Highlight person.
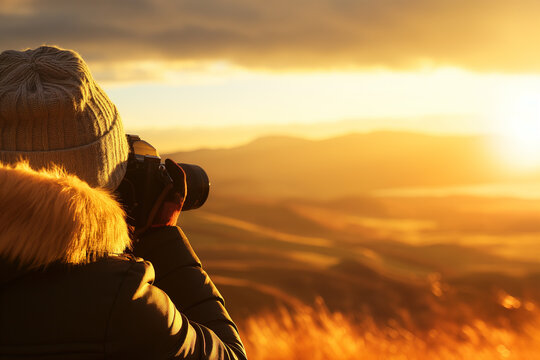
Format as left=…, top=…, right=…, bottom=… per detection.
left=0, top=46, right=247, bottom=359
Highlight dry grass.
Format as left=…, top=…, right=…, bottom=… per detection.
left=240, top=299, right=540, bottom=360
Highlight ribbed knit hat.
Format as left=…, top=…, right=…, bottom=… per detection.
left=0, top=46, right=128, bottom=190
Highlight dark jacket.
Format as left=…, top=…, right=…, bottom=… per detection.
left=0, top=165, right=247, bottom=359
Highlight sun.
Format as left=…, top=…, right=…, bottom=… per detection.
left=491, top=93, right=540, bottom=172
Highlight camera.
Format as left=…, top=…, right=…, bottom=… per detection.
left=116, top=134, right=210, bottom=229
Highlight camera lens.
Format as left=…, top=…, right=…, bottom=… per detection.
left=178, top=163, right=210, bottom=211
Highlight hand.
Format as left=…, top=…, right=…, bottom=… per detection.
left=135, top=159, right=186, bottom=236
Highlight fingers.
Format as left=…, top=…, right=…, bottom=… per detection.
left=164, top=159, right=187, bottom=199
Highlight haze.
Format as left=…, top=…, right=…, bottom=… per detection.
left=3, top=0, right=540, bottom=163
left=4, top=1, right=540, bottom=358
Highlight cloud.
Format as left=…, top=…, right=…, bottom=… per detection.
left=1, top=0, right=539, bottom=75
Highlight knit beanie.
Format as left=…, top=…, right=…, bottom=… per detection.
left=0, top=46, right=129, bottom=190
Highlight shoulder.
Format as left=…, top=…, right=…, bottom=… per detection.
left=54, top=254, right=155, bottom=293
left=109, top=254, right=156, bottom=287
left=0, top=255, right=159, bottom=352
left=105, top=255, right=187, bottom=357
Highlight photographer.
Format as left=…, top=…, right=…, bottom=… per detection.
left=0, top=46, right=247, bottom=360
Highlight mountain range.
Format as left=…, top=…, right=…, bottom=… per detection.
left=166, top=131, right=534, bottom=199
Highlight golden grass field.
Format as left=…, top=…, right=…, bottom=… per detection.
left=177, top=194, right=540, bottom=359
left=241, top=300, right=540, bottom=360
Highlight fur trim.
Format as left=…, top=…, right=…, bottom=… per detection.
left=0, top=162, right=131, bottom=268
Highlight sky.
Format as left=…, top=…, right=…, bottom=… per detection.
left=2, top=0, right=540, bottom=154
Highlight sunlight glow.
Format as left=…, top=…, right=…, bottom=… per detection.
left=492, top=93, right=540, bottom=172
left=105, top=66, right=494, bottom=130
left=100, top=61, right=540, bottom=153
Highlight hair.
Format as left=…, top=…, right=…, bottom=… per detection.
left=0, top=162, right=131, bottom=268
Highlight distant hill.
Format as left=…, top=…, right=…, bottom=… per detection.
left=166, top=131, right=537, bottom=199
left=129, top=115, right=479, bottom=152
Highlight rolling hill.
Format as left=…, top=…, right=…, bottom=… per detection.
left=164, top=131, right=540, bottom=357
left=166, top=131, right=533, bottom=199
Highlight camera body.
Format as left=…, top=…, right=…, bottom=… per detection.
left=116, top=134, right=210, bottom=229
